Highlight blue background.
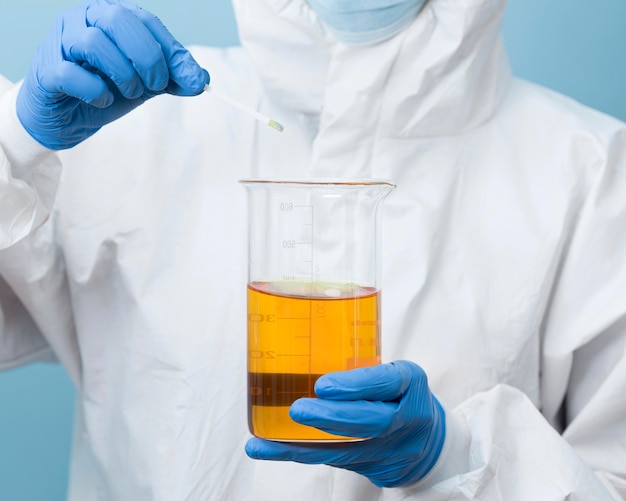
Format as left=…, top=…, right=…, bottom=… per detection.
left=0, top=1, right=625, bottom=499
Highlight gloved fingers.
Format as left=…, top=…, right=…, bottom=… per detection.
left=314, top=361, right=418, bottom=401
left=40, top=60, right=114, bottom=108
left=86, top=82, right=152, bottom=124
left=116, top=1, right=209, bottom=95
left=84, top=2, right=169, bottom=92
left=290, top=398, right=397, bottom=438
left=162, top=60, right=210, bottom=97
left=245, top=437, right=369, bottom=465
left=63, top=26, right=145, bottom=100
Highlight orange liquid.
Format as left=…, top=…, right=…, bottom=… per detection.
left=247, top=281, right=380, bottom=441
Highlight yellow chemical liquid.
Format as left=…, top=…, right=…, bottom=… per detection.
left=247, top=281, right=380, bottom=442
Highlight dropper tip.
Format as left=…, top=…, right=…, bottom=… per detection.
left=267, top=119, right=285, bottom=133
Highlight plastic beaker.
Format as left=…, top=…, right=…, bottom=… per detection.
left=241, top=179, right=395, bottom=442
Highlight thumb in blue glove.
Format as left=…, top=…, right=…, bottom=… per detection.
left=245, top=360, right=446, bottom=488
left=17, top=0, right=210, bottom=150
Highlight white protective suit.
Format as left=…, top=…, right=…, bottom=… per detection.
left=1, top=0, right=625, bottom=499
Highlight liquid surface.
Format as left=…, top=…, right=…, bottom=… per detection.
left=247, top=281, right=380, bottom=441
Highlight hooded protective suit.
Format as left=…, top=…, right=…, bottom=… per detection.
left=1, top=0, right=625, bottom=499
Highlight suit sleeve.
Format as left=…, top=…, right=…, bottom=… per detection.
left=0, top=76, right=79, bottom=381
left=394, top=127, right=626, bottom=500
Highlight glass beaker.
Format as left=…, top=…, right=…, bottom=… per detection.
left=241, top=179, right=395, bottom=442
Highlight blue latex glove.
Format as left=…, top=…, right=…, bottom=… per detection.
left=246, top=360, right=446, bottom=488
left=17, top=0, right=209, bottom=150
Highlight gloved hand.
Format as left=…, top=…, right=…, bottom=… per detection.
left=246, top=360, right=446, bottom=488
left=17, top=0, right=209, bottom=150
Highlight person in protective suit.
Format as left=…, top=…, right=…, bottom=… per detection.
left=1, top=0, right=625, bottom=499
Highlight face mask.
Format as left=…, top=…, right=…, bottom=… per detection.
left=306, top=0, right=427, bottom=45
